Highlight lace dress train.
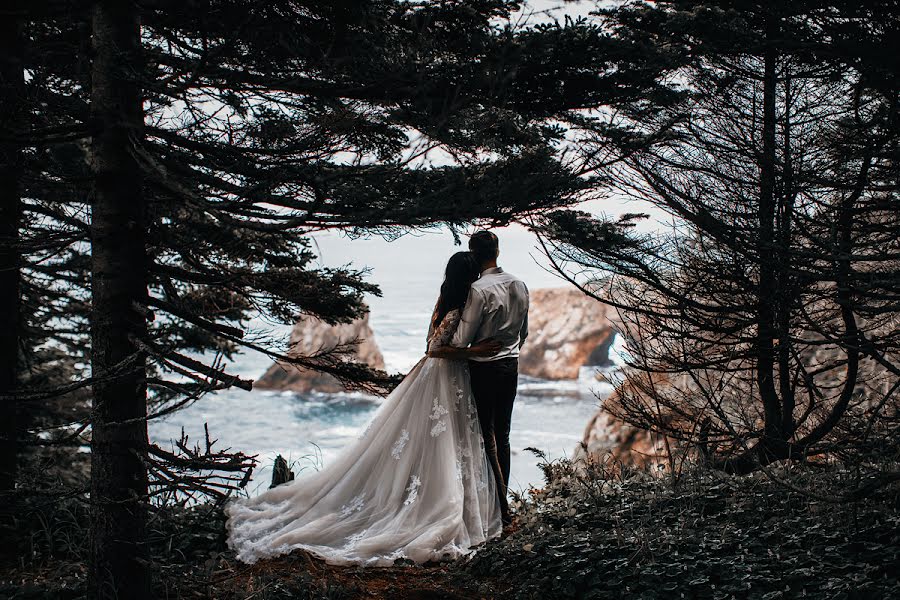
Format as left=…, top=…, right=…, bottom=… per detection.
left=225, top=309, right=502, bottom=565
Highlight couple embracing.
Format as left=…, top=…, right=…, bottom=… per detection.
left=226, top=230, right=529, bottom=566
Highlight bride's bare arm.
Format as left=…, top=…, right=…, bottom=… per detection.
left=427, top=338, right=502, bottom=360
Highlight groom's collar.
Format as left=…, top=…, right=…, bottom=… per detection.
left=481, top=267, right=503, bottom=275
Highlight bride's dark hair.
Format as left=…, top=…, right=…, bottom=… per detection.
left=433, top=251, right=481, bottom=328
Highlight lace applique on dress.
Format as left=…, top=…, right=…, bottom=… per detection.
left=430, top=420, right=447, bottom=437
left=450, top=375, right=464, bottom=408
left=467, top=397, right=480, bottom=435
left=403, top=475, right=421, bottom=505
left=429, top=397, right=449, bottom=436
left=454, top=385, right=465, bottom=407
left=455, top=447, right=467, bottom=482
left=391, top=429, right=410, bottom=459
left=339, top=494, right=365, bottom=517
left=426, top=309, right=462, bottom=353
left=429, top=398, right=449, bottom=420
left=346, top=528, right=368, bottom=548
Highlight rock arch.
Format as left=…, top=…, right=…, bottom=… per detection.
left=518, top=287, right=619, bottom=380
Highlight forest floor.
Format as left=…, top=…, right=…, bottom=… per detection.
left=2, top=456, right=899, bottom=599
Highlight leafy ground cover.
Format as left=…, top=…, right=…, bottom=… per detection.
left=463, top=457, right=900, bottom=599
left=2, top=457, right=898, bottom=599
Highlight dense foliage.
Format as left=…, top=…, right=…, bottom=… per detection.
left=537, top=0, right=900, bottom=475
left=463, top=456, right=900, bottom=599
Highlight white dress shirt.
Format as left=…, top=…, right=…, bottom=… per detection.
left=451, top=267, right=529, bottom=362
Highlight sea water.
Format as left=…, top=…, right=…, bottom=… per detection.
left=149, top=225, right=623, bottom=494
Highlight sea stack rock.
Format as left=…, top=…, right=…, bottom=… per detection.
left=518, top=287, right=618, bottom=380
left=255, top=311, right=385, bottom=393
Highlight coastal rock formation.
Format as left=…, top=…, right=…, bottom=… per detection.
left=519, top=287, right=618, bottom=380
left=575, top=369, right=685, bottom=467
left=257, top=286, right=617, bottom=391
left=574, top=402, right=668, bottom=468
left=255, top=312, right=385, bottom=393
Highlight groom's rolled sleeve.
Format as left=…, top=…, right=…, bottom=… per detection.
left=451, top=288, right=484, bottom=348
left=518, top=283, right=529, bottom=348
left=519, top=306, right=529, bottom=349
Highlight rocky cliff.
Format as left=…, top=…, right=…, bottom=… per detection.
left=519, top=287, right=619, bottom=380
left=574, top=401, right=668, bottom=468
left=255, top=312, right=385, bottom=393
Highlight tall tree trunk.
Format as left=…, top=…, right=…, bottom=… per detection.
left=88, top=1, right=151, bottom=598
left=778, top=74, right=796, bottom=440
left=755, top=19, right=784, bottom=459
left=0, top=5, right=25, bottom=496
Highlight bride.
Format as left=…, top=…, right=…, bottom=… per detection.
left=226, top=251, right=504, bottom=566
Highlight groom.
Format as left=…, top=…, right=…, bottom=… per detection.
left=452, top=230, right=529, bottom=527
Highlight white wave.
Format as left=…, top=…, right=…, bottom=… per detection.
left=317, top=425, right=364, bottom=438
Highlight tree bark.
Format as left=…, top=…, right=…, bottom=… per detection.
left=755, top=19, right=785, bottom=458
left=88, top=1, right=152, bottom=598
left=0, top=5, right=25, bottom=495
left=777, top=74, right=796, bottom=440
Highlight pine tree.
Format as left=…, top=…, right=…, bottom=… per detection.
left=8, top=3, right=96, bottom=487
left=6, top=2, right=693, bottom=594
left=538, top=0, right=899, bottom=475
left=0, top=2, right=26, bottom=496
left=80, top=1, right=612, bottom=595
left=87, top=2, right=153, bottom=596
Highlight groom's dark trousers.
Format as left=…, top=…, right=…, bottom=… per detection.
left=468, top=357, right=518, bottom=525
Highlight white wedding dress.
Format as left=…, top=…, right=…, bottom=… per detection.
left=225, top=309, right=502, bottom=566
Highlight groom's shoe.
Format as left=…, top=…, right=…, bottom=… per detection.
left=501, top=522, right=518, bottom=538
left=501, top=515, right=520, bottom=538
left=501, top=504, right=517, bottom=526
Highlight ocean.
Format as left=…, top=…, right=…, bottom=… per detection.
left=149, top=224, right=625, bottom=495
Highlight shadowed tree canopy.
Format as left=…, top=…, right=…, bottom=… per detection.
left=536, top=0, right=899, bottom=476
left=3, top=1, right=694, bottom=597
left=9, top=0, right=690, bottom=417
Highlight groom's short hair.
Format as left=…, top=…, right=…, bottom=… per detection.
left=469, top=230, right=499, bottom=262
